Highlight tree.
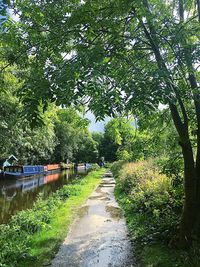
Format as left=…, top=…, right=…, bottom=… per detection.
left=0, top=61, right=22, bottom=158
left=74, top=132, right=98, bottom=163
left=92, top=132, right=104, bottom=160
left=3, top=0, right=200, bottom=246
left=0, top=1, right=8, bottom=25
left=0, top=58, right=97, bottom=165
left=0, top=59, right=57, bottom=163
left=102, top=118, right=135, bottom=161
left=53, top=108, right=98, bottom=163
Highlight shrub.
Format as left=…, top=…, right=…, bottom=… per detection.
left=116, top=149, right=132, bottom=161
left=104, top=162, right=112, bottom=168
left=11, top=209, right=51, bottom=234
left=59, top=185, right=82, bottom=197
left=89, top=163, right=100, bottom=171
left=0, top=225, right=30, bottom=267
left=113, top=160, right=183, bottom=245
left=110, top=160, right=126, bottom=177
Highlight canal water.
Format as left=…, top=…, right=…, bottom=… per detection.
left=0, top=169, right=86, bottom=224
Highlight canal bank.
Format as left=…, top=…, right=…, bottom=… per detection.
left=0, top=168, right=104, bottom=267
left=0, top=169, right=86, bottom=224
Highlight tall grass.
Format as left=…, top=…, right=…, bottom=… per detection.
left=112, top=160, right=200, bottom=267
left=112, top=160, right=181, bottom=244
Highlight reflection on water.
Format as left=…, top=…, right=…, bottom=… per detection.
left=0, top=170, right=86, bottom=224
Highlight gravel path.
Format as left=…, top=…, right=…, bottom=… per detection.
left=51, top=171, right=136, bottom=267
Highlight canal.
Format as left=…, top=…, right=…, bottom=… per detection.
left=0, top=169, right=86, bottom=224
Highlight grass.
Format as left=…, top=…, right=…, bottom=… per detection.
left=19, top=168, right=105, bottom=267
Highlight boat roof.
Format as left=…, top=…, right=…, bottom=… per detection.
left=4, top=165, right=44, bottom=168
left=8, top=155, right=18, bottom=161
left=4, top=165, right=23, bottom=168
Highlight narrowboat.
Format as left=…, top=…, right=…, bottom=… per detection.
left=47, top=164, right=60, bottom=172
left=4, top=165, right=47, bottom=177
left=74, top=163, right=92, bottom=170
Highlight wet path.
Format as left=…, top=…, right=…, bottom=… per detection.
left=51, top=171, right=136, bottom=267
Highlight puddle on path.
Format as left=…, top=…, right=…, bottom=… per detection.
left=89, top=195, right=111, bottom=201
left=78, top=205, right=89, bottom=217
left=105, top=205, right=123, bottom=220
left=51, top=173, right=136, bottom=267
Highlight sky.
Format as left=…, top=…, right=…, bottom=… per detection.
left=85, top=111, right=110, bottom=132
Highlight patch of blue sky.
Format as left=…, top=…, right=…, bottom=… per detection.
left=85, top=111, right=110, bottom=133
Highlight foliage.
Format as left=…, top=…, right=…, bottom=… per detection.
left=53, top=108, right=98, bottom=163
left=3, top=0, right=200, bottom=130
left=92, top=132, right=105, bottom=160
left=155, top=157, right=184, bottom=186
left=2, top=0, right=200, bottom=243
left=89, top=163, right=100, bottom=171
left=137, top=111, right=183, bottom=162
left=116, top=149, right=132, bottom=161
left=100, top=118, right=136, bottom=161
left=0, top=63, right=58, bottom=164
left=0, top=169, right=103, bottom=267
left=0, top=65, right=98, bottom=164
left=112, top=160, right=184, bottom=244
left=0, top=224, right=30, bottom=267
left=141, top=244, right=200, bottom=267
left=103, top=162, right=112, bottom=169
left=112, top=160, right=200, bottom=267
left=100, top=115, right=180, bottom=163
left=73, top=132, right=99, bottom=163
left=110, top=160, right=126, bottom=177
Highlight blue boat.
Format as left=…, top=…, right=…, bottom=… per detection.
left=3, top=165, right=47, bottom=177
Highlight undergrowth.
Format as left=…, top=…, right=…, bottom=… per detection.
left=112, top=160, right=200, bottom=267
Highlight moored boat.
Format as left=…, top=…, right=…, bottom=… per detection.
left=4, top=165, right=47, bottom=177
left=46, top=164, right=60, bottom=171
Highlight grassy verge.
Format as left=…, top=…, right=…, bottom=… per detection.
left=26, top=168, right=104, bottom=267
left=112, top=161, right=200, bottom=267
left=0, top=168, right=104, bottom=267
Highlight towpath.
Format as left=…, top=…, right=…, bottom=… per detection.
left=51, top=171, right=136, bottom=267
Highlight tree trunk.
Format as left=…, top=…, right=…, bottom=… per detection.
left=169, top=102, right=198, bottom=246
left=197, top=0, right=200, bottom=22
left=194, top=158, right=200, bottom=237
left=179, top=141, right=197, bottom=247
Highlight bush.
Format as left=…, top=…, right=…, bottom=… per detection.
left=155, top=157, right=184, bottom=189
left=110, top=160, right=126, bottom=177
left=0, top=225, right=30, bottom=267
left=11, top=209, right=51, bottom=234
left=116, top=149, right=132, bottom=161
left=113, top=160, right=183, bottom=245
left=89, top=163, right=100, bottom=171
left=104, top=162, right=112, bottom=168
